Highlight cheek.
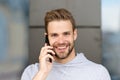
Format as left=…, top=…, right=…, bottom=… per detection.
left=49, top=39, right=56, bottom=46
left=68, top=36, right=74, bottom=42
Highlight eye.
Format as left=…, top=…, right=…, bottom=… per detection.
left=63, top=32, right=70, bottom=36
left=51, top=33, right=58, bottom=37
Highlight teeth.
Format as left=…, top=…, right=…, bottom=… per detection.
left=58, top=46, right=66, bottom=49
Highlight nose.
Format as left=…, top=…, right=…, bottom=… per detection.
left=57, top=35, right=65, bottom=44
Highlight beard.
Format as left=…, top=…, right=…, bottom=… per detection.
left=52, top=41, right=74, bottom=59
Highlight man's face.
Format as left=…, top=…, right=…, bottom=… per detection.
left=47, top=20, right=77, bottom=59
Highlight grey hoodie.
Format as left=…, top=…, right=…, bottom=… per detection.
left=21, top=53, right=111, bottom=80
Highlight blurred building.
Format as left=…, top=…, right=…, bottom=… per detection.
left=0, top=0, right=28, bottom=80
left=102, top=0, right=120, bottom=80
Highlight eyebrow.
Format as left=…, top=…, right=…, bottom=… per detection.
left=49, top=31, right=71, bottom=34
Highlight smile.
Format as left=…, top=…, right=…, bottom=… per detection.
left=53, top=41, right=70, bottom=53
left=55, top=45, right=68, bottom=53
left=58, top=46, right=66, bottom=49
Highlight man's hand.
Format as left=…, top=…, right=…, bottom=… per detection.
left=33, top=44, right=55, bottom=80
left=39, top=44, right=55, bottom=73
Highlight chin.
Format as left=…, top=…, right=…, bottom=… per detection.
left=55, top=51, right=70, bottom=59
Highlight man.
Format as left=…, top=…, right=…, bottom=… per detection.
left=21, top=8, right=111, bottom=80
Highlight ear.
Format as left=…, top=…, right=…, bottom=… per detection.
left=73, top=29, right=77, bottom=41
left=44, top=33, right=47, bottom=36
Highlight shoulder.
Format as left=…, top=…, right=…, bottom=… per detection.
left=21, top=63, right=39, bottom=80
left=86, top=59, right=108, bottom=72
left=87, top=61, right=111, bottom=79
left=96, top=64, right=111, bottom=79
left=25, top=63, right=39, bottom=71
left=79, top=53, right=111, bottom=78
left=77, top=53, right=108, bottom=71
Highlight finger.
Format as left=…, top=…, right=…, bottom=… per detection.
left=40, top=50, right=55, bottom=59
left=40, top=46, right=53, bottom=56
left=46, top=54, right=55, bottom=62
left=46, top=50, right=55, bottom=56
left=41, top=46, right=53, bottom=52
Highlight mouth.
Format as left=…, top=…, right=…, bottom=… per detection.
left=58, top=46, right=67, bottom=50
left=52, top=41, right=70, bottom=54
left=54, top=45, right=68, bottom=53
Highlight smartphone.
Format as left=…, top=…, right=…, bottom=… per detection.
left=45, top=35, right=52, bottom=62
left=45, top=35, right=50, bottom=45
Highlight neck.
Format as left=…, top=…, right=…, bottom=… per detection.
left=54, top=49, right=76, bottom=64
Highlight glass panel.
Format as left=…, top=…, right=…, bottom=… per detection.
left=102, top=0, right=120, bottom=80
left=0, top=0, right=29, bottom=80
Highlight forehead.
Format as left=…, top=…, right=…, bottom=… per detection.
left=47, top=20, right=73, bottom=33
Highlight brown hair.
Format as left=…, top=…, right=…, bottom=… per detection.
left=44, top=8, right=76, bottom=33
